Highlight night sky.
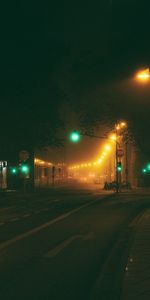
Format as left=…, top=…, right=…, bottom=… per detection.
left=1, top=0, right=150, bottom=160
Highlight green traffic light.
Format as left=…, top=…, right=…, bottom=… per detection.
left=11, top=168, right=17, bottom=174
left=147, top=163, right=150, bottom=171
left=21, top=165, right=29, bottom=173
left=142, top=168, right=147, bottom=173
left=117, top=162, right=122, bottom=172
left=70, top=131, right=80, bottom=142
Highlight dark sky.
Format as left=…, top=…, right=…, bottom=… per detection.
left=1, top=0, right=150, bottom=158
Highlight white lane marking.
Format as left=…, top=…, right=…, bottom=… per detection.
left=45, top=235, right=83, bottom=258
left=0, top=195, right=103, bottom=251
left=23, top=214, right=30, bottom=218
left=10, top=218, right=20, bottom=222
left=45, top=232, right=94, bottom=258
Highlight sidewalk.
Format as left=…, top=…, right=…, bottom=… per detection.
left=122, top=208, right=150, bottom=300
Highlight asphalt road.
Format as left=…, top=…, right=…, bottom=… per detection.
left=0, top=184, right=150, bottom=300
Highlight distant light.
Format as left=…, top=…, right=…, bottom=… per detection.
left=142, top=168, right=147, bottom=173
left=70, top=131, right=80, bottom=142
left=21, top=165, right=29, bottom=173
left=102, top=152, right=106, bottom=157
left=110, top=134, right=116, bottom=141
left=11, top=168, right=17, bottom=174
left=117, top=162, right=122, bottom=172
left=136, top=68, right=150, bottom=82
left=120, top=122, right=127, bottom=128
left=97, top=159, right=102, bottom=164
left=104, top=144, right=111, bottom=151
left=147, top=163, right=150, bottom=171
left=116, top=124, right=120, bottom=130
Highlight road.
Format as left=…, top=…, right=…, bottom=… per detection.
left=0, top=184, right=150, bottom=300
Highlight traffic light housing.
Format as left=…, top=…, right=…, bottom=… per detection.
left=117, top=162, right=122, bottom=172
left=70, top=130, right=80, bottom=142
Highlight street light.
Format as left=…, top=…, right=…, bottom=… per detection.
left=104, top=144, right=111, bottom=151
left=136, top=68, right=150, bottom=83
left=109, top=133, right=116, bottom=141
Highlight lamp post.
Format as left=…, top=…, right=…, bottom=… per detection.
left=136, top=68, right=150, bottom=83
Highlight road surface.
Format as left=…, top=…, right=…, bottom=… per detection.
left=0, top=184, right=150, bottom=299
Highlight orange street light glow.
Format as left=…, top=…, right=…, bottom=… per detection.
left=116, top=124, right=120, bottom=130
left=97, top=159, right=102, bottom=164
left=120, top=122, right=126, bottom=127
left=102, top=152, right=106, bottom=156
left=110, top=133, right=116, bottom=141
left=104, top=144, right=111, bottom=151
left=136, top=68, right=150, bottom=82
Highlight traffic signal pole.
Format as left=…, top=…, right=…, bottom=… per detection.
left=115, top=136, right=119, bottom=193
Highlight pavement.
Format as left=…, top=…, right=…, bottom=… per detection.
left=122, top=208, right=150, bottom=300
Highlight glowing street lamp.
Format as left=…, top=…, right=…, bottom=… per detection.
left=104, top=144, right=111, bottom=151
left=120, top=122, right=126, bottom=128
left=136, top=68, right=150, bottom=82
left=109, top=133, right=116, bottom=141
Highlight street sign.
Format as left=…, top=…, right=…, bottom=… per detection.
left=19, top=150, right=29, bottom=162
left=117, top=148, right=124, bottom=157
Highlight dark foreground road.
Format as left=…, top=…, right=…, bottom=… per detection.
left=0, top=185, right=150, bottom=300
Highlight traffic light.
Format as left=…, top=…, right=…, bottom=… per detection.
left=10, top=167, right=17, bottom=174
left=21, top=164, right=29, bottom=174
left=142, top=163, right=150, bottom=174
left=142, top=168, right=147, bottom=174
left=70, top=130, right=80, bottom=142
left=117, top=162, right=122, bottom=172
left=147, top=163, right=150, bottom=171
